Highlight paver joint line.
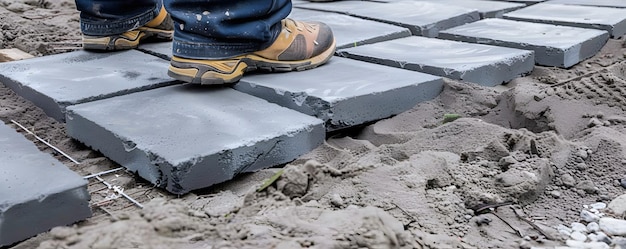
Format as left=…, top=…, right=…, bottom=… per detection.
left=10, top=119, right=80, bottom=164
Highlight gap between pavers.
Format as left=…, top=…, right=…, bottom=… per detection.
left=234, top=57, right=444, bottom=131
left=296, top=1, right=480, bottom=37
left=439, top=19, right=609, bottom=68
left=503, top=3, right=626, bottom=38
left=547, top=0, right=626, bottom=8
left=381, top=0, right=525, bottom=18
left=0, top=122, right=91, bottom=247
left=65, top=85, right=325, bottom=195
left=0, top=49, right=177, bottom=122
left=338, top=36, right=534, bottom=87
left=289, top=8, right=411, bottom=49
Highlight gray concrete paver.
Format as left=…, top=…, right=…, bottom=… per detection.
left=487, top=0, right=545, bottom=4
left=296, top=1, right=480, bottom=37
left=439, top=18, right=609, bottom=68
left=547, top=0, right=626, bottom=8
left=65, top=86, right=325, bottom=194
left=235, top=57, right=444, bottom=131
left=383, top=0, right=525, bottom=18
left=289, top=8, right=411, bottom=49
left=0, top=122, right=91, bottom=247
left=0, top=50, right=176, bottom=122
left=503, top=3, right=626, bottom=38
left=339, top=36, right=534, bottom=87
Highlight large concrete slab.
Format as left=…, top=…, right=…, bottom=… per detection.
left=66, top=86, right=325, bottom=194
left=296, top=1, right=480, bottom=37
left=137, top=43, right=172, bottom=60
left=439, top=19, right=609, bottom=68
left=0, top=122, right=91, bottom=247
left=503, top=3, right=626, bottom=38
left=338, top=36, right=534, bottom=87
left=547, top=0, right=626, bottom=8
left=234, top=57, right=444, bottom=131
left=289, top=9, right=411, bottom=49
left=383, top=0, right=525, bottom=18
left=488, top=0, right=545, bottom=4
left=0, top=50, right=176, bottom=122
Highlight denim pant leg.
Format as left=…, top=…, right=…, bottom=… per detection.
left=164, top=0, right=292, bottom=59
left=76, top=0, right=162, bottom=36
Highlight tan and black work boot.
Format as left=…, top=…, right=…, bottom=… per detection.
left=168, top=18, right=336, bottom=85
left=82, top=7, right=174, bottom=51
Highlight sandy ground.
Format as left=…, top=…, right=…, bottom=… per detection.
left=4, top=1, right=626, bottom=248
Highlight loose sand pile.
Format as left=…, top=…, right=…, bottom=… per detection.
left=4, top=1, right=626, bottom=248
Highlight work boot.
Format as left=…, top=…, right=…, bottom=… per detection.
left=82, top=7, right=174, bottom=51
left=168, top=18, right=336, bottom=85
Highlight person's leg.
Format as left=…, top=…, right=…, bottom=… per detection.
left=76, top=0, right=173, bottom=50
left=164, top=0, right=336, bottom=85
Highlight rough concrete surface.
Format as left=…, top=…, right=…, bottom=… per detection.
left=289, top=8, right=411, bottom=49
left=504, top=3, right=626, bottom=38
left=339, top=36, right=535, bottom=86
left=8, top=1, right=626, bottom=249
left=0, top=122, right=91, bottom=247
left=387, top=0, right=525, bottom=18
left=439, top=18, right=609, bottom=68
left=490, top=0, right=545, bottom=4
left=296, top=1, right=480, bottom=37
left=137, top=43, right=172, bottom=60
left=0, top=50, right=176, bottom=122
left=235, top=57, right=444, bottom=131
left=547, top=0, right=626, bottom=8
left=65, top=85, right=325, bottom=194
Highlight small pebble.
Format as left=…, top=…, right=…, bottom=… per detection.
left=588, top=118, right=604, bottom=127
left=588, top=222, right=600, bottom=233
left=582, top=210, right=600, bottom=223
left=572, top=222, right=588, bottom=233
left=558, top=224, right=573, bottom=236
left=620, top=179, right=626, bottom=189
left=562, top=174, right=576, bottom=188
left=499, top=156, right=517, bottom=167
left=577, top=149, right=589, bottom=160
left=570, top=231, right=587, bottom=241
left=591, top=202, right=607, bottom=210
left=330, top=194, right=344, bottom=207
left=550, top=190, right=562, bottom=199
left=595, top=232, right=611, bottom=245
left=475, top=216, right=492, bottom=226
left=576, top=180, right=599, bottom=194
left=576, top=163, right=588, bottom=170
left=519, top=240, right=532, bottom=249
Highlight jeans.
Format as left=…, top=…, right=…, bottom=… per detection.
left=75, top=0, right=292, bottom=59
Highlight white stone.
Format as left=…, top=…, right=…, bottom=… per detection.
left=572, top=222, right=588, bottom=233
left=570, top=231, right=588, bottom=241
left=558, top=224, right=573, bottom=236
left=599, top=217, right=626, bottom=236
left=591, top=202, right=607, bottom=210
left=565, top=240, right=610, bottom=249
left=609, top=194, right=626, bottom=216
left=582, top=210, right=601, bottom=223
left=587, top=232, right=609, bottom=243
left=587, top=222, right=600, bottom=233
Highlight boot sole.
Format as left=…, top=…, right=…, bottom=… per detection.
left=83, top=27, right=173, bottom=51
left=168, top=39, right=337, bottom=85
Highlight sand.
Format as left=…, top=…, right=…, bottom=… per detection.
left=4, top=1, right=626, bottom=248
